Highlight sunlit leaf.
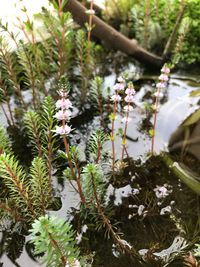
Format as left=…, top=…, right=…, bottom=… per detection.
left=182, top=109, right=200, bottom=127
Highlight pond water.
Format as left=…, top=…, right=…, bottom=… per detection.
left=0, top=67, right=200, bottom=266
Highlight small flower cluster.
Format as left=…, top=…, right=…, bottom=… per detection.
left=122, top=82, right=135, bottom=123
left=85, top=0, right=95, bottom=16
left=54, top=90, right=72, bottom=135
left=154, top=65, right=171, bottom=101
left=110, top=76, right=125, bottom=103
left=65, top=259, right=81, bottom=267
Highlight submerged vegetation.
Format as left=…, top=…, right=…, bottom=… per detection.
left=0, top=0, right=200, bottom=266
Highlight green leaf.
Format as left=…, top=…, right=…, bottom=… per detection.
left=149, top=128, right=155, bottom=137
left=182, top=109, right=200, bottom=127
left=162, top=153, right=200, bottom=195
left=189, top=89, right=200, bottom=97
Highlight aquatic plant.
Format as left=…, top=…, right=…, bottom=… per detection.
left=81, top=163, right=137, bottom=258
left=151, top=65, right=171, bottom=154
left=0, top=37, right=27, bottom=111
left=85, top=0, right=95, bottom=54
left=121, top=82, right=135, bottom=165
left=30, top=215, right=87, bottom=267
left=88, top=130, right=108, bottom=163
left=90, top=76, right=105, bottom=126
left=23, top=96, right=58, bottom=197
left=54, top=86, right=86, bottom=204
left=0, top=126, right=11, bottom=154
left=110, top=77, right=125, bottom=171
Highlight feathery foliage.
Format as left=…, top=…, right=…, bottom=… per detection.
left=76, top=29, right=91, bottom=101
left=0, top=126, right=11, bottom=154
left=82, top=163, right=106, bottom=204
left=88, top=130, right=108, bottom=163
left=0, top=153, right=52, bottom=222
left=0, top=153, right=36, bottom=221
left=24, top=111, right=43, bottom=157
left=0, top=37, right=26, bottom=110
left=35, top=4, right=74, bottom=78
left=29, top=157, right=50, bottom=215
left=40, top=96, right=58, bottom=157
left=30, top=215, right=87, bottom=267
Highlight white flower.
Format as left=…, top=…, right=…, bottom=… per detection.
left=156, top=82, right=165, bottom=89
left=123, top=105, right=134, bottom=111
left=159, top=74, right=169, bottom=82
left=54, top=124, right=71, bottom=135
left=56, top=99, right=72, bottom=110
left=160, top=205, right=172, bottom=215
left=114, top=83, right=125, bottom=91
left=85, top=9, right=95, bottom=15
left=154, top=185, right=171, bottom=199
left=54, top=110, right=71, bottom=121
left=161, top=66, right=170, bottom=74
left=154, top=92, right=164, bottom=98
left=125, top=88, right=136, bottom=95
left=117, top=76, right=125, bottom=83
left=73, top=259, right=81, bottom=267
left=111, top=94, right=121, bottom=102
left=124, top=95, right=134, bottom=103
left=121, top=117, right=132, bottom=123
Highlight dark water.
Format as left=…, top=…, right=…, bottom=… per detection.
left=0, top=70, right=200, bottom=266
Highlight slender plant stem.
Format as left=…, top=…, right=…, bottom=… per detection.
left=61, top=116, right=86, bottom=204
left=47, top=228, right=67, bottom=266
left=151, top=88, right=160, bottom=154
left=3, top=159, right=36, bottom=218
left=111, top=100, right=117, bottom=172
left=1, top=105, right=11, bottom=127
left=121, top=103, right=130, bottom=163
left=96, top=140, right=101, bottom=164
left=90, top=171, right=135, bottom=257
left=87, top=0, right=94, bottom=53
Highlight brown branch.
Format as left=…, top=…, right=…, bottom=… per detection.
left=63, top=0, right=163, bottom=68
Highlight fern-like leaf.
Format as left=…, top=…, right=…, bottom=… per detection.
left=29, top=157, right=50, bottom=215
left=0, top=125, right=11, bottom=154
left=88, top=130, right=108, bottom=163
left=30, top=215, right=87, bottom=267
left=82, top=163, right=106, bottom=205
left=24, top=111, right=43, bottom=157
left=0, top=153, right=36, bottom=220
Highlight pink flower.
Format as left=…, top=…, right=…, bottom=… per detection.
left=125, top=88, right=136, bottom=95
left=156, top=82, right=165, bottom=89
left=74, top=260, right=81, bottom=267
left=114, top=83, right=125, bottom=91
left=123, top=105, right=133, bottom=111
left=159, top=74, right=169, bottom=82
left=121, top=117, right=132, bottom=123
left=54, top=124, right=71, bottom=135
left=56, top=99, right=72, bottom=110
left=154, top=92, right=164, bottom=98
left=117, top=76, right=125, bottom=83
left=161, top=66, right=170, bottom=74
left=111, top=94, right=122, bottom=102
left=124, top=95, right=134, bottom=103
left=54, top=110, right=71, bottom=121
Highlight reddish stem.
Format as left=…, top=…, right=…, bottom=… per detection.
left=111, top=100, right=117, bottom=172
left=87, top=0, right=94, bottom=53
left=121, top=103, right=130, bottom=163
left=151, top=88, right=160, bottom=154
